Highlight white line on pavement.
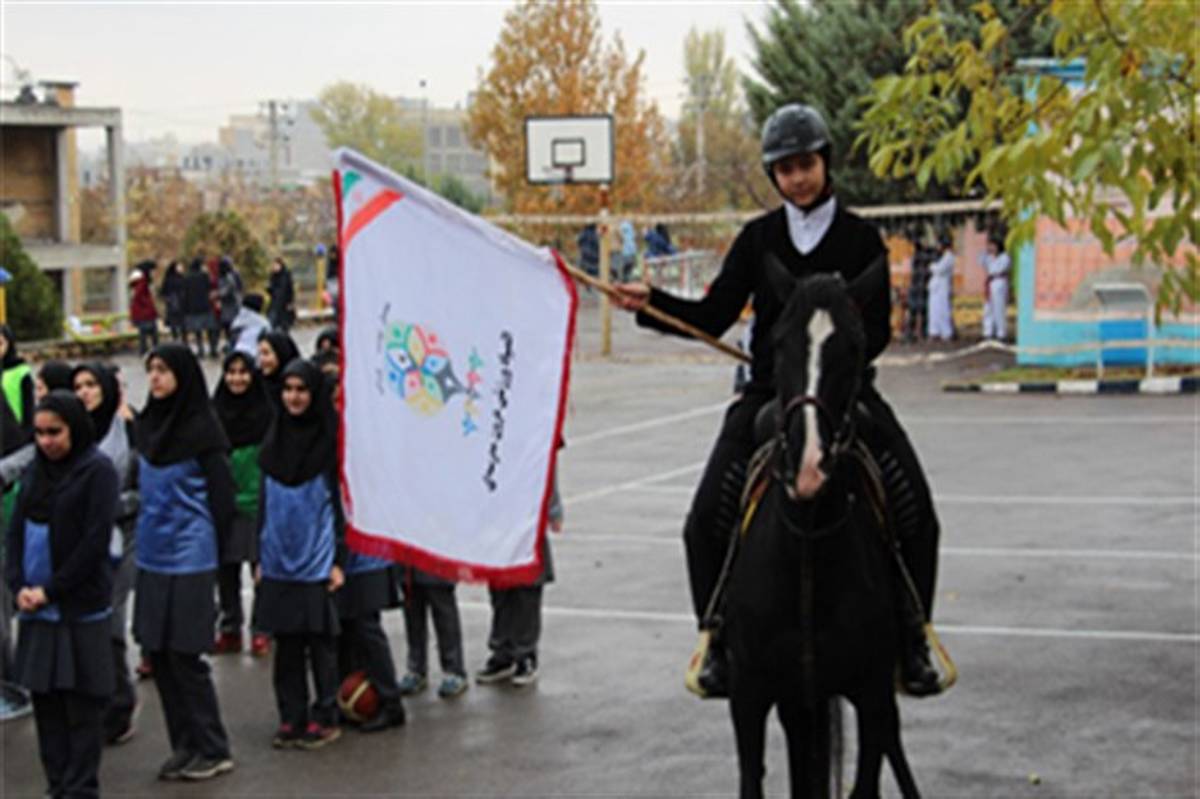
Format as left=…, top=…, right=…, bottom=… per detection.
left=558, top=535, right=1199, bottom=562
left=568, top=402, right=727, bottom=446
left=625, top=484, right=1197, bottom=506
left=564, top=461, right=705, bottom=505
left=458, top=601, right=1198, bottom=644
left=903, top=415, right=1196, bottom=425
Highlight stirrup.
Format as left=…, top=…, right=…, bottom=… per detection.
left=898, top=623, right=958, bottom=697
left=684, top=629, right=713, bottom=698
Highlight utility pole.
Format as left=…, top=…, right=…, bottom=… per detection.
left=692, top=74, right=711, bottom=198
left=260, top=99, right=294, bottom=190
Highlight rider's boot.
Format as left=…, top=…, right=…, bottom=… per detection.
left=893, top=551, right=941, bottom=697
left=686, top=627, right=729, bottom=699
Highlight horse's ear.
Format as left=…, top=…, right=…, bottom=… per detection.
left=764, top=253, right=797, bottom=304
left=847, top=254, right=889, bottom=311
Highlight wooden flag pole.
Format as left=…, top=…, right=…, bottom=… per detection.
left=558, top=258, right=751, bottom=365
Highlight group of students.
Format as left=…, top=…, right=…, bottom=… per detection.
left=903, top=231, right=1012, bottom=343
left=1, top=323, right=562, bottom=798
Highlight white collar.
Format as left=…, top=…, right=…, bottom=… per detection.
left=784, top=195, right=837, bottom=256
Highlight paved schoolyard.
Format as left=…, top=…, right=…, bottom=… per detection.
left=3, top=300, right=1196, bottom=797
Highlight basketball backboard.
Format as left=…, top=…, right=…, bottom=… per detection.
left=525, top=115, right=613, bottom=184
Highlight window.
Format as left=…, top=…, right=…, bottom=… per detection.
left=446, top=126, right=462, bottom=147
left=428, top=127, right=442, bottom=147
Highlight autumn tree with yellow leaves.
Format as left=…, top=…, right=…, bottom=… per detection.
left=467, top=0, right=671, bottom=215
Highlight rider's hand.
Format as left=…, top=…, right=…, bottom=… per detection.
left=328, top=565, right=345, bottom=592
left=611, top=282, right=650, bottom=312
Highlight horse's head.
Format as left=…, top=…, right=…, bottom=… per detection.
left=766, top=258, right=869, bottom=501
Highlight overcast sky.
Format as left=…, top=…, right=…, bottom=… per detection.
left=2, top=1, right=770, bottom=145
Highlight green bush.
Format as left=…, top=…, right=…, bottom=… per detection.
left=180, top=211, right=269, bottom=288
left=0, top=213, right=62, bottom=340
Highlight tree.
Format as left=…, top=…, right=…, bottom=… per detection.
left=857, top=0, right=1198, bottom=312
left=311, top=82, right=423, bottom=176
left=0, top=213, right=62, bottom=340
left=674, top=28, right=773, bottom=210
left=466, top=0, right=671, bottom=214
left=433, top=174, right=486, bottom=214
left=743, top=0, right=1054, bottom=205
left=125, top=169, right=205, bottom=264
left=180, top=211, right=270, bottom=288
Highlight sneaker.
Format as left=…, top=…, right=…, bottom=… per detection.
left=212, top=631, right=243, bottom=654
left=397, top=672, right=428, bottom=695
left=511, top=657, right=538, bottom=687
left=250, top=633, right=271, bottom=658
left=437, top=674, right=468, bottom=698
left=297, top=721, right=341, bottom=750
left=475, top=657, right=516, bottom=684
left=157, top=749, right=194, bottom=781
left=179, top=754, right=235, bottom=780
left=272, top=723, right=301, bottom=749
left=358, top=703, right=406, bottom=734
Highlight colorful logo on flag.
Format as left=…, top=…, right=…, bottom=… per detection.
left=382, top=319, right=484, bottom=435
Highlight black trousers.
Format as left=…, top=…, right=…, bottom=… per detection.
left=486, top=586, right=543, bottom=663
left=401, top=583, right=465, bottom=677
left=273, top=633, right=337, bottom=728
left=148, top=651, right=230, bottom=759
left=103, top=551, right=136, bottom=739
left=217, top=562, right=246, bottom=633
left=684, top=387, right=940, bottom=625
left=32, top=691, right=106, bottom=799
left=338, top=614, right=401, bottom=705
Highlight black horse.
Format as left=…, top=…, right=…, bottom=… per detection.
left=724, top=270, right=921, bottom=798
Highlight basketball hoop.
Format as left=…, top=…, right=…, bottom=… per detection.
left=525, top=115, right=613, bottom=185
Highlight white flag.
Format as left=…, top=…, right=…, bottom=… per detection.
left=333, top=149, right=576, bottom=585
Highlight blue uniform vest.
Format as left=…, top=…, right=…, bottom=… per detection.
left=20, top=520, right=109, bottom=623
left=259, top=474, right=335, bottom=582
left=343, top=547, right=390, bottom=576
left=136, top=456, right=218, bottom=574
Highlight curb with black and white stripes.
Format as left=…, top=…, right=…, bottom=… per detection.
left=944, top=376, right=1199, bottom=395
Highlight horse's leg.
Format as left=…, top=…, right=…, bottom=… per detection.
left=776, top=696, right=830, bottom=799
left=847, top=692, right=886, bottom=799
left=729, top=687, right=772, bottom=799
left=849, top=688, right=921, bottom=799
left=880, top=696, right=921, bottom=799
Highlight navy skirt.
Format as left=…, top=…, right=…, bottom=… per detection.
left=256, top=579, right=341, bottom=636
left=336, top=567, right=401, bottom=620
left=16, top=617, right=115, bottom=698
left=133, top=569, right=218, bottom=654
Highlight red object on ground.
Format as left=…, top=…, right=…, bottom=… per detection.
left=337, top=671, right=379, bottom=723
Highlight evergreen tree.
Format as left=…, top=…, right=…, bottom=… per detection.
left=744, top=0, right=1053, bottom=205
left=0, top=213, right=62, bottom=341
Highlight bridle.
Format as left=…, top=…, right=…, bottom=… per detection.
left=773, top=388, right=857, bottom=503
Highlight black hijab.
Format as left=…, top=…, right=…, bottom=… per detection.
left=25, top=391, right=96, bottom=523
left=0, top=324, right=22, bottom=370
left=38, top=360, right=74, bottom=393
left=212, top=351, right=272, bottom=449
left=71, top=362, right=120, bottom=440
left=258, top=359, right=335, bottom=487
left=314, top=326, right=339, bottom=356
left=259, top=331, right=300, bottom=411
left=135, top=343, right=229, bottom=466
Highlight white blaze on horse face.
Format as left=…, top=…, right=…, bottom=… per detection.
left=796, top=309, right=834, bottom=499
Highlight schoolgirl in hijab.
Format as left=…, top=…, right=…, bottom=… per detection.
left=72, top=362, right=141, bottom=745
left=35, top=360, right=75, bottom=403
left=132, top=343, right=235, bottom=781
left=256, top=359, right=346, bottom=750
left=5, top=391, right=118, bottom=799
left=256, top=330, right=299, bottom=415
left=211, top=351, right=273, bottom=657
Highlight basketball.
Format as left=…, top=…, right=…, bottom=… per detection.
left=337, top=670, right=379, bottom=723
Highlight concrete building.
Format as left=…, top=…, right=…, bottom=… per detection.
left=0, top=80, right=127, bottom=317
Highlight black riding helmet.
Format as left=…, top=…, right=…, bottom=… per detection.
left=761, top=103, right=832, bottom=174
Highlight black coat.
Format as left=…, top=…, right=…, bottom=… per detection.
left=5, top=446, right=118, bottom=618
left=182, top=269, right=214, bottom=316
left=637, top=204, right=890, bottom=394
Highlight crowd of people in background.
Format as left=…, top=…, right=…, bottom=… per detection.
left=0, top=306, right=563, bottom=796
left=900, top=229, right=1012, bottom=344
left=575, top=221, right=677, bottom=281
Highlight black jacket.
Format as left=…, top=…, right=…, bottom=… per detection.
left=182, top=269, right=214, bottom=316
left=5, top=446, right=118, bottom=618
left=637, top=204, right=890, bottom=394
